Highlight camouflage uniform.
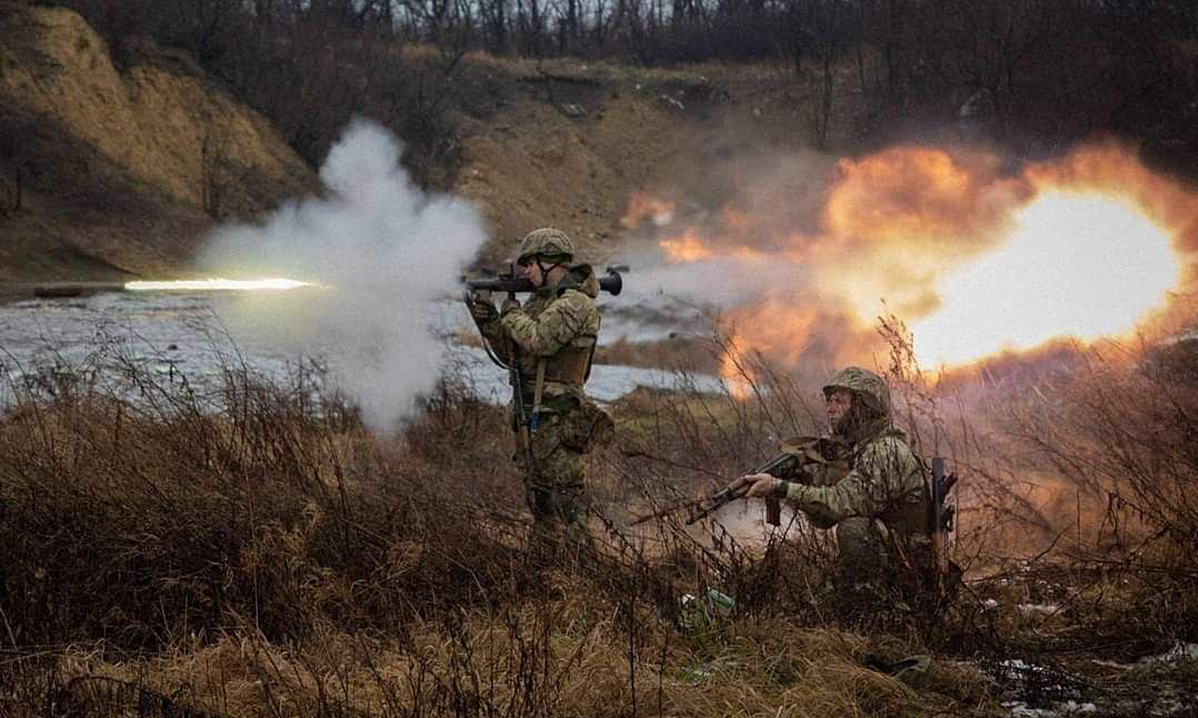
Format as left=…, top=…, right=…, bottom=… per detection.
left=783, top=368, right=932, bottom=609
left=470, top=229, right=606, bottom=547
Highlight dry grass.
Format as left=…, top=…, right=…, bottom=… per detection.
left=1, top=327, right=1196, bottom=716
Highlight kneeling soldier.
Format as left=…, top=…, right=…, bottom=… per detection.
left=730, top=367, right=934, bottom=615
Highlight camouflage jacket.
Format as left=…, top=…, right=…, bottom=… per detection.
left=784, top=422, right=928, bottom=538
left=477, top=264, right=601, bottom=407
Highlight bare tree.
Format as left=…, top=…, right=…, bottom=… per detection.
left=0, top=120, right=33, bottom=217
left=200, top=121, right=235, bottom=219
left=477, top=0, right=511, bottom=51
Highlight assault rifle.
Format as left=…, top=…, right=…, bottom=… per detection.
left=510, top=339, right=537, bottom=482
left=466, top=269, right=542, bottom=503
left=463, top=266, right=623, bottom=296
left=630, top=451, right=798, bottom=527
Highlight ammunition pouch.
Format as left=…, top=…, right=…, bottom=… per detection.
left=885, top=496, right=934, bottom=538
left=559, top=398, right=614, bottom=452
left=884, top=490, right=954, bottom=540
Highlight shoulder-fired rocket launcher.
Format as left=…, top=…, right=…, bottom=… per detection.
left=462, top=266, right=623, bottom=296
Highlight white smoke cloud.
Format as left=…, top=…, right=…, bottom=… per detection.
left=627, top=254, right=802, bottom=309
left=198, top=117, right=489, bottom=430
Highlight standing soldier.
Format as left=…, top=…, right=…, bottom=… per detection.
left=729, top=367, right=936, bottom=615
left=465, top=228, right=608, bottom=552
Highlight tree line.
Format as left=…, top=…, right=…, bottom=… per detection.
left=30, top=0, right=1198, bottom=180
left=52, top=0, right=1198, bottom=69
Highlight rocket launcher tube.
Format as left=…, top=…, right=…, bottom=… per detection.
left=463, top=268, right=623, bottom=296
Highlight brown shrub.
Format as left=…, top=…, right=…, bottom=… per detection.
left=8, top=325, right=1196, bottom=714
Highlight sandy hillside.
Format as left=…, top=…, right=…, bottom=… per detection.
left=0, top=4, right=315, bottom=280
left=0, top=4, right=836, bottom=282
left=445, top=56, right=835, bottom=266
left=449, top=59, right=759, bottom=263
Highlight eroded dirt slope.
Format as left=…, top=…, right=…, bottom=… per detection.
left=448, top=58, right=824, bottom=265
left=0, top=4, right=315, bottom=280
left=0, top=5, right=823, bottom=281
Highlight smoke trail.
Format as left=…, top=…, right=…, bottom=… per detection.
left=198, top=117, right=488, bottom=430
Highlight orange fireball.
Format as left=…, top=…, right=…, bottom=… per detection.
left=635, top=142, right=1194, bottom=383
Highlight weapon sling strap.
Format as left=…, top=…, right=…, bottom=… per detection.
left=531, top=358, right=547, bottom=433
left=582, top=335, right=597, bottom=381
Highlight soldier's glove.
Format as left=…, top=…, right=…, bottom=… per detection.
left=464, top=291, right=498, bottom=323
left=500, top=296, right=522, bottom=316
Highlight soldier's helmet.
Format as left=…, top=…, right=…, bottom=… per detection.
left=517, top=228, right=574, bottom=266
left=823, top=367, right=891, bottom=418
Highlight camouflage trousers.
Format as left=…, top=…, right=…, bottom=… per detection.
left=829, top=517, right=941, bottom=620
left=513, top=409, right=593, bottom=554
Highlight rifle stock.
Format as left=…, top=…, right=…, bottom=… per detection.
left=930, top=457, right=958, bottom=579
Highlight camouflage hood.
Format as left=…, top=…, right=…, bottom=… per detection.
left=824, top=367, right=893, bottom=445
left=548, top=263, right=600, bottom=299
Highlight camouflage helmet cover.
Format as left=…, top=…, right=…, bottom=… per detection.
left=823, top=366, right=890, bottom=418
left=517, top=228, right=574, bottom=266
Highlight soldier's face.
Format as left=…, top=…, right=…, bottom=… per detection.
left=521, top=259, right=546, bottom=286
left=521, top=258, right=566, bottom=287
left=826, top=389, right=853, bottom=429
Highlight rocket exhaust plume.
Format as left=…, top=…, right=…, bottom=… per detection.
left=624, top=142, right=1196, bottom=386
left=125, top=278, right=315, bottom=291
left=198, top=117, right=489, bottom=430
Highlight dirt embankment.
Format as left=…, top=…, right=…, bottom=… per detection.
left=448, top=62, right=741, bottom=264
left=0, top=4, right=315, bottom=281
left=0, top=5, right=818, bottom=283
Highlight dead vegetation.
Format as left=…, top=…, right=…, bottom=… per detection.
left=0, top=322, right=1195, bottom=716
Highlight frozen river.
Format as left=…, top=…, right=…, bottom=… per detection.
left=0, top=287, right=723, bottom=410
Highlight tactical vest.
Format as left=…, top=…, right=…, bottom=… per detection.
left=519, top=282, right=599, bottom=410
left=862, top=440, right=932, bottom=540
left=536, top=339, right=596, bottom=385
left=517, top=338, right=596, bottom=414
left=781, top=434, right=932, bottom=538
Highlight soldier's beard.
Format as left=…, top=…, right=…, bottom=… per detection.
left=831, top=413, right=855, bottom=440
left=832, top=405, right=886, bottom=444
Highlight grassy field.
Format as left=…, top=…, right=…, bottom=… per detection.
left=0, top=329, right=1195, bottom=717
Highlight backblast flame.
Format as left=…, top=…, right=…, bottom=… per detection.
left=660, top=231, right=714, bottom=263
left=638, top=142, right=1193, bottom=385
left=911, top=190, right=1178, bottom=368
left=622, top=193, right=677, bottom=228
